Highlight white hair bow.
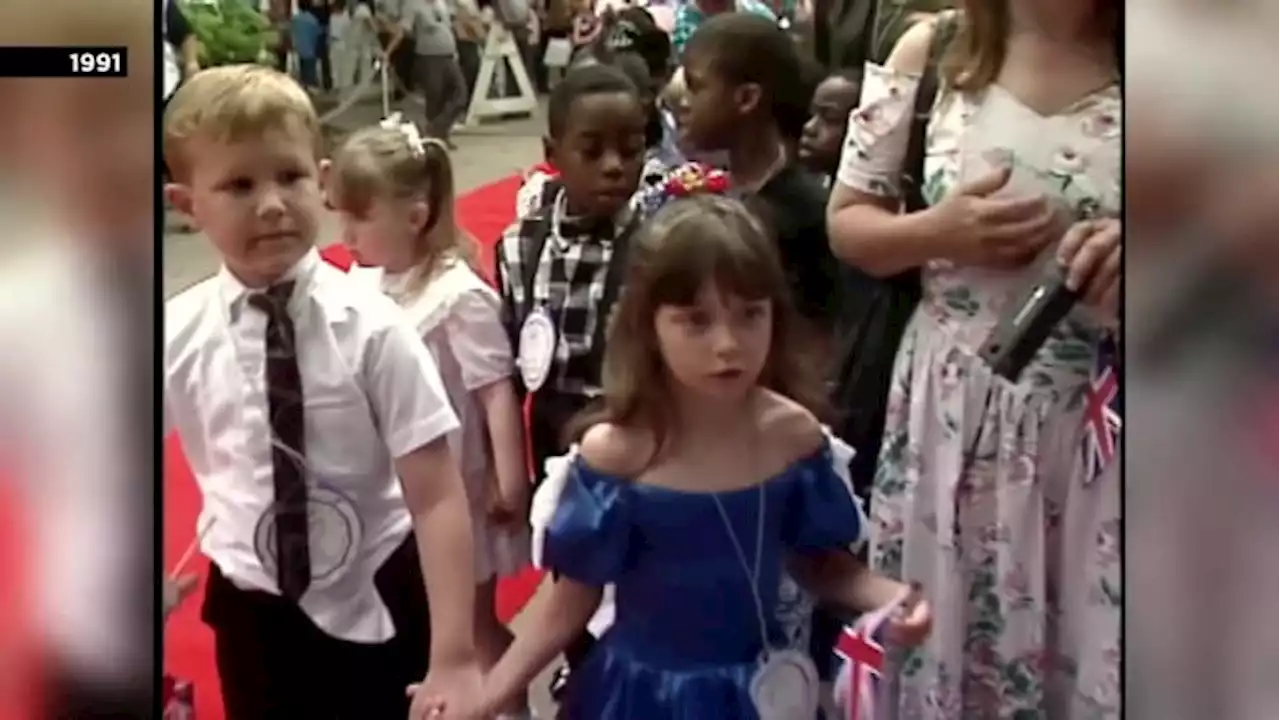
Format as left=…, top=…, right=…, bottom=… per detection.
left=379, top=112, right=453, bottom=157
left=380, top=111, right=427, bottom=157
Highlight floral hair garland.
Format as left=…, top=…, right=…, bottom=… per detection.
left=637, top=162, right=732, bottom=218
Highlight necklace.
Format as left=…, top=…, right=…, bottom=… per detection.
left=710, top=484, right=820, bottom=719
left=732, top=143, right=789, bottom=194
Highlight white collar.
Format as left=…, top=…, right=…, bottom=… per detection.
left=218, top=247, right=322, bottom=323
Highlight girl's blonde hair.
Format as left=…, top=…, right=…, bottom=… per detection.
left=329, top=125, right=477, bottom=293
left=578, top=194, right=825, bottom=452
left=943, top=1, right=1119, bottom=92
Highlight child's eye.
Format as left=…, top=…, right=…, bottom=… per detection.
left=680, top=309, right=711, bottom=329
left=278, top=169, right=306, bottom=184
left=224, top=177, right=254, bottom=193
left=742, top=303, right=769, bottom=321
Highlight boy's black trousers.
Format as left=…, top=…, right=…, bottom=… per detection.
left=202, top=534, right=429, bottom=719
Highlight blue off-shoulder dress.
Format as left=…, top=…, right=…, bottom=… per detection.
left=528, top=431, right=867, bottom=719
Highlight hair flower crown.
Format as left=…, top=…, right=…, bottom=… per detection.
left=638, top=162, right=732, bottom=217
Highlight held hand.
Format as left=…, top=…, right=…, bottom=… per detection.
left=1056, top=218, right=1121, bottom=324
left=406, top=659, right=485, bottom=719
left=933, top=165, right=1057, bottom=269
left=162, top=574, right=200, bottom=619
left=486, top=493, right=525, bottom=530
left=885, top=591, right=932, bottom=648
left=486, top=476, right=530, bottom=531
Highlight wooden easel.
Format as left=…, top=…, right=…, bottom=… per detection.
left=464, top=22, right=539, bottom=125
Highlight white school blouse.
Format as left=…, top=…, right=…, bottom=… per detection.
left=352, top=259, right=524, bottom=579
left=352, top=259, right=510, bottom=491
left=164, top=248, right=460, bottom=643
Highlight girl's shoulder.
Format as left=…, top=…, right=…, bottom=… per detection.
left=755, top=389, right=825, bottom=466
left=396, top=259, right=498, bottom=334
left=435, top=256, right=492, bottom=293
left=578, top=422, right=657, bottom=479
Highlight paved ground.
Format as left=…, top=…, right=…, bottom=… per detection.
left=162, top=94, right=562, bottom=717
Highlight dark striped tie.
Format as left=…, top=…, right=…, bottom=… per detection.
left=249, top=282, right=312, bottom=601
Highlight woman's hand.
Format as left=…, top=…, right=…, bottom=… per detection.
left=930, top=165, right=1058, bottom=270
left=1057, top=217, right=1121, bottom=324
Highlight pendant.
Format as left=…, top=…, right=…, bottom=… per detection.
left=749, top=648, right=820, bottom=720
left=517, top=307, right=556, bottom=392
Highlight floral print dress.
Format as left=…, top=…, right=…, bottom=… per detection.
left=835, top=62, right=1121, bottom=719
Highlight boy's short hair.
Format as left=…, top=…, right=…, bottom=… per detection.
left=163, top=65, right=322, bottom=181
left=685, top=14, right=807, bottom=130
left=547, top=63, right=641, bottom=139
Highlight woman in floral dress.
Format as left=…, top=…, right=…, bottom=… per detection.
left=826, top=1, right=1120, bottom=717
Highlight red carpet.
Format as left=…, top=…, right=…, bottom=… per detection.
left=164, top=173, right=545, bottom=719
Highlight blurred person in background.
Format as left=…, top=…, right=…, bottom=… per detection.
left=0, top=1, right=156, bottom=717
left=670, top=0, right=777, bottom=55
left=330, top=0, right=382, bottom=93
left=292, top=0, right=326, bottom=88
left=827, top=0, right=1121, bottom=717
left=269, top=0, right=295, bottom=71
left=376, top=0, right=418, bottom=101
left=163, top=0, right=201, bottom=233
left=453, top=0, right=487, bottom=98
left=315, top=0, right=336, bottom=90
left=163, top=0, right=201, bottom=103
left=384, top=0, right=469, bottom=148
left=796, top=67, right=861, bottom=186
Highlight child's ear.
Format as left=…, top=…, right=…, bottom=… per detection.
left=318, top=158, right=333, bottom=191
left=542, top=136, right=556, bottom=165
left=163, top=183, right=196, bottom=224
left=318, top=159, right=336, bottom=210
left=409, top=198, right=432, bottom=233
left=734, top=82, right=763, bottom=118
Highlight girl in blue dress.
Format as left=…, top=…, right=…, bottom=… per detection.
left=432, top=187, right=932, bottom=719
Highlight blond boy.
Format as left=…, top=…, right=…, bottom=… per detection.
left=163, top=65, right=483, bottom=718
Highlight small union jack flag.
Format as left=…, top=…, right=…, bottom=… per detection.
left=833, top=605, right=894, bottom=720
left=835, top=587, right=920, bottom=719
left=1082, top=336, right=1122, bottom=484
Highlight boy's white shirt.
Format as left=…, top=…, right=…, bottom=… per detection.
left=164, top=248, right=460, bottom=643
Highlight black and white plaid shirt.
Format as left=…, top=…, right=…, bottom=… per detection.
left=496, top=188, right=639, bottom=397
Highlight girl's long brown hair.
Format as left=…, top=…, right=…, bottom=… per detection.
left=943, top=0, right=1121, bottom=92
left=572, top=194, right=827, bottom=456
left=329, top=126, right=477, bottom=295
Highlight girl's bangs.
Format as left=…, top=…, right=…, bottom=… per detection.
left=328, top=154, right=388, bottom=217
left=647, top=221, right=780, bottom=306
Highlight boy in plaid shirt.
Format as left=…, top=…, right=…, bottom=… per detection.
left=494, top=63, right=649, bottom=700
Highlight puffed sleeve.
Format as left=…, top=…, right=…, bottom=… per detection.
left=781, top=430, right=868, bottom=554
left=834, top=63, right=923, bottom=198
left=529, top=448, right=633, bottom=586
left=444, top=284, right=514, bottom=391
left=363, top=302, right=462, bottom=458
